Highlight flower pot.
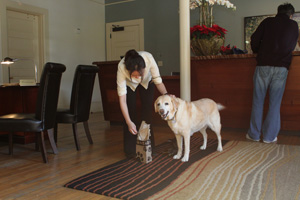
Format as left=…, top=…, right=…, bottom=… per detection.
left=191, top=36, right=224, bottom=56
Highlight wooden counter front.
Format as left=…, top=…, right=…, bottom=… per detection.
left=93, top=61, right=180, bottom=125
left=191, top=52, right=300, bottom=130
left=94, top=52, right=300, bottom=130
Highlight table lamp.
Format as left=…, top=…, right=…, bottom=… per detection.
left=1, top=57, right=38, bottom=84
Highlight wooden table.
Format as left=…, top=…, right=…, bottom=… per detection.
left=0, top=85, right=38, bottom=144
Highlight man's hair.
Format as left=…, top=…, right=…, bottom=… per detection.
left=124, top=49, right=145, bottom=80
left=277, top=3, right=295, bottom=17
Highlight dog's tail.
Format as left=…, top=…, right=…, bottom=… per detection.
left=217, top=103, right=225, bottom=111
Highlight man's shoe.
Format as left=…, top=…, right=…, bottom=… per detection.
left=246, top=134, right=260, bottom=142
left=263, top=137, right=277, bottom=144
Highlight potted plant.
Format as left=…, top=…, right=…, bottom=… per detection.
left=190, top=0, right=236, bottom=56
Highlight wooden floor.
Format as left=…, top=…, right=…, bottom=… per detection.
left=0, top=112, right=299, bottom=200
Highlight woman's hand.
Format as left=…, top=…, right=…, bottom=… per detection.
left=127, top=121, right=138, bottom=135
left=165, top=93, right=176, bottom=98
left=156, top=83, right=176, bottom=98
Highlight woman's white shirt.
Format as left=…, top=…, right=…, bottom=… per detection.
left=117, top=51, right=163, bottom=96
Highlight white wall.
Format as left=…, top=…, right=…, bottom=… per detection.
left=0, top=0, right=106, bottom=112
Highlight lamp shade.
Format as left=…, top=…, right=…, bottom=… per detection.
left=1, top=57, right=15, bottom=65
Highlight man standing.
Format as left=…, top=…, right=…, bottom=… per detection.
left=247, top=3, right=299, bottom=143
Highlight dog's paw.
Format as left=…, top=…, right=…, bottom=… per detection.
left=173, top=154, right=181, bottom=159
left=217, top=146, right=223, bottom=152
left=200, top=145, right=207, bottom=150
left=181, top=156, right=189, bottom=162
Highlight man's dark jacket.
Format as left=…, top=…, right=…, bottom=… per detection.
left=251, top=13, right=299, bottom=69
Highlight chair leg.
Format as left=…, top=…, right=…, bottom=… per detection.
left=47, top=129, right=59, bottom=155
left=54, top=122, right=58, bottom=144
left=9, top=132, right=13, bottom=155
left=35, top=132, right=39, bottom=151
left=72, top=123, right=81, bottom=151
left=83, top=121, right=93, bottom=144
left=39, top=131, right=48, bottom=163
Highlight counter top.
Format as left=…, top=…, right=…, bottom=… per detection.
left=191, top=51, right=300, bottom=60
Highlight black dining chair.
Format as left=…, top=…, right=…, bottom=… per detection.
left=0, top=62, right=66, bottom=163
left=54, top=65, right=98, bottom=150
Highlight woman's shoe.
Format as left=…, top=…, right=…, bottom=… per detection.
left=125, top=153, right=136, bottom=159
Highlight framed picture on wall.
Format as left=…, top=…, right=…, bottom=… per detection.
left=244, top=12, right=300, bottom=53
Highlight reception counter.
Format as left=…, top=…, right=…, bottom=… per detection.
left=94, top=52, right=300, bottom=130
left=191, top=52, right=300, bottom=130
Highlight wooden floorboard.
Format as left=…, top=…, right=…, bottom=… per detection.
left=0, top=112, right=299, bottom=199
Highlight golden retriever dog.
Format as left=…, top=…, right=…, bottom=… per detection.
left=154, top=95, right=224, bottom=162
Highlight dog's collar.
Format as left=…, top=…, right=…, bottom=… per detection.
left=166, top=110, right=177, bottom=121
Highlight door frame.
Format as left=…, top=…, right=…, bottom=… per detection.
left=0, top=0, right=49, bottom=84
left=106, top=18, right=144, bottom=61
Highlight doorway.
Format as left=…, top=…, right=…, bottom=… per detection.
left=0, top=0, right=48, bottom=84
left=7, top=10, right=40, bottom=83
left=106, top=19, right=144, bottom=61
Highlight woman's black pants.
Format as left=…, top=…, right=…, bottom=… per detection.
left=123, top=82, right=155, bottom=155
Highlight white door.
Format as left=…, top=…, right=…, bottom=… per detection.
left=106, top=19, right=144, bottom=61
left=7, top=10, right=40, bottom=83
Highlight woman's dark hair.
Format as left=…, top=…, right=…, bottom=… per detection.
left=277, top=3, right=295, bottom=17
left=124, top=49, right=145, bottom=80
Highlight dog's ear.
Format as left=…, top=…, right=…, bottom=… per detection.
left=171, top=97, right=179, bottom=111
left=154, top=97, right=159, bottom=113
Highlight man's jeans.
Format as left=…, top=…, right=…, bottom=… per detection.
left=248, top=66, right=288, bottom=142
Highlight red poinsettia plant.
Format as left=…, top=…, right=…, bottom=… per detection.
left=220, top=44, right=248, bottom=55
left=190, top=24, right=227, bottom=40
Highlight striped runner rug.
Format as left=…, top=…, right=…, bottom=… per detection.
left=64, top=137, right=300, bottom=200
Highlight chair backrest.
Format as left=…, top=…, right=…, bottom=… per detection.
left=35, top=62, right=66, bottom=130
left=70, top=65, right=98, bottom=122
